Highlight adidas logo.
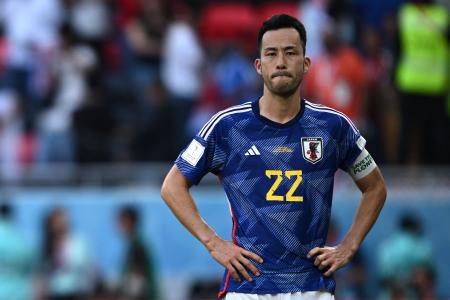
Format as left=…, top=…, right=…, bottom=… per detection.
left=245, top=145, right=261, bottom=156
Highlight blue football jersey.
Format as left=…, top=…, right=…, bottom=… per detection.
left=175, top=98, right=365, bottom=296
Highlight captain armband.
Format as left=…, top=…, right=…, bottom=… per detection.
left=348, top=148, right=377, bottom=181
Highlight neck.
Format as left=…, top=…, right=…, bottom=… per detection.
left=259, top=86, right=302, bottom=124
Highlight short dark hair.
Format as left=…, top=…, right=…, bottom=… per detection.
left=0, top=202, right=12, bottom=219
left=119, top=205, right=139, bottom=227
left=400, top=213, right=422, bottom=235
left=257, top=14, right=307, bottom=55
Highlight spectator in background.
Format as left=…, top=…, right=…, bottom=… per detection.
left=122, top=0, right=167, bottom=98
left=0, top=0, right=63, bottom=128
left=0, top=27, right=6, bottom=73
left=410, top=266, right=438, bottom=300
left=351, top=0, right=403, bottom=63
left=63, top=0, right=111, bottom=63
left=133, top=77, right=176, bottom=161
left=187, top=44, right=260, bottom=139
left=36, top=23, right=97, bottom=164
left=377, top=213, right=434, bottom=299
left=72, top=76, right=115, bottom=163
left=303, top=21, right=367, bottom=127
left=327, top=0, right=357, bottom=46
left=161, top=2, right=204, bottom=151
left=395, top=0, right=449, bottom=165
left=211, top=45, right=260, bottom=108
left=0, top=90, right=23, bottom=181
left=298, top=0, right=332, bottom=60
left=41, top=207, right=96, bottom=300
left=116, top=205, right=158, bottom=300
left=0, top=202, right=36, bottom=300
left=360, top=26, right=399, bottom=164
left=352, top=0, right=406, bottom=30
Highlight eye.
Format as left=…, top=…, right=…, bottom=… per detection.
left=286, top=51, right=296, bottom=56
left=266, top=52, right=276, bottom=56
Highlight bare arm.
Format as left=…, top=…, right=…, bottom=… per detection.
left=161, top=165, right=263, bottom=282
left=307, top=167, right=387, bottom=276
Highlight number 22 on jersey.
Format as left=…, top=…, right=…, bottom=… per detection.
left=265, top=170, right=303, bottom=202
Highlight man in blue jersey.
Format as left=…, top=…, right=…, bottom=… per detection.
left=161, top=14, right=387, bottom=300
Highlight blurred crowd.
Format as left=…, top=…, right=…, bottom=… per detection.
left=328, top=216, right=437, bottom=300
left=0, top=0, right=449, bottom=181
left=0, top=200, right=439, bottom=300
left=0, top=202, right=159, bottom=300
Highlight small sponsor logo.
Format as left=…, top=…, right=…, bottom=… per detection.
left=272, top=146, right=294, bottom=153
left=245, top=145, right=261, bottom=156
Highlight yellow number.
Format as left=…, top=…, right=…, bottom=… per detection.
left=285, top=170, right=303, bottom=202
left=265, top=170, right=284, bottom=201
left=265, top=170, right=303, bottom=202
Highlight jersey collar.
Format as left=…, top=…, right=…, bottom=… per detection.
left=252, top=97, right=305, bottom=128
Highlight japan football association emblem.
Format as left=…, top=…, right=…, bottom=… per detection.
left=301, top=137, right=323, bottom=164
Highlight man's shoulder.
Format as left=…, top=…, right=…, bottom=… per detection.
left=215, top=102, right=254, bottom=120
left=304, top=100, right=357, bottom=131
left=198, top=102, right=253, bottom=140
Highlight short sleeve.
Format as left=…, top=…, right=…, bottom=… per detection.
left=175, top=120, right=224, bottom=185
left=338, top=116, right=366, bottom=170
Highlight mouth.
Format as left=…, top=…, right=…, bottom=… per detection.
left=271, top=72, right=292, bottom=78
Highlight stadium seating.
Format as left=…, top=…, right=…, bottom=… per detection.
left=199, top=2, right=300, bottom=53
left=200, top=3, right=258, bottom=43
left=258, top=3, right=299, bottom=25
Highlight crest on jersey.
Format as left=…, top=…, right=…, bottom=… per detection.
left=301, top=137, right=323, bottom=164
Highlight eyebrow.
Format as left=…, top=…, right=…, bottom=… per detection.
left=263, top=46, right=298, bottom=52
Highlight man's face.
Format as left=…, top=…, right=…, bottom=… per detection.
left=255, top=28, right=310, bottom=97
left=50, top=211, right=68, bottom=237
left=119, top=215, right=133, bottom=236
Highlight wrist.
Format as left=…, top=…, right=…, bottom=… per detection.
left=341, top=237, right=360, bottom=255
left=202, top=232, right=221, bottom=252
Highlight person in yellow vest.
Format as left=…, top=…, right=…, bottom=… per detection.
left=395, top=0, right=449, bottom=165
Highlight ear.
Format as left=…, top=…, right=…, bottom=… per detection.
left=303, top=56, right=311, bottom=74
left=254, top=58, right=262, bottom=75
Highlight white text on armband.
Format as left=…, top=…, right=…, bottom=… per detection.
left=348, top=149, right=377, bottom=180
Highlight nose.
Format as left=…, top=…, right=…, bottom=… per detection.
left=276, top=52, right=287, bottom=69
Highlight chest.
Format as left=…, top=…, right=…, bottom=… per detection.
left=222, top=123, right=338, bottom=175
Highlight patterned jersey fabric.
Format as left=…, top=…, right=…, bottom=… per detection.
left=175, top=98, right=365, bottom=296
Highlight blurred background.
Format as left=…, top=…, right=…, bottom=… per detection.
left=0, top=0, right=448, bottom=299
